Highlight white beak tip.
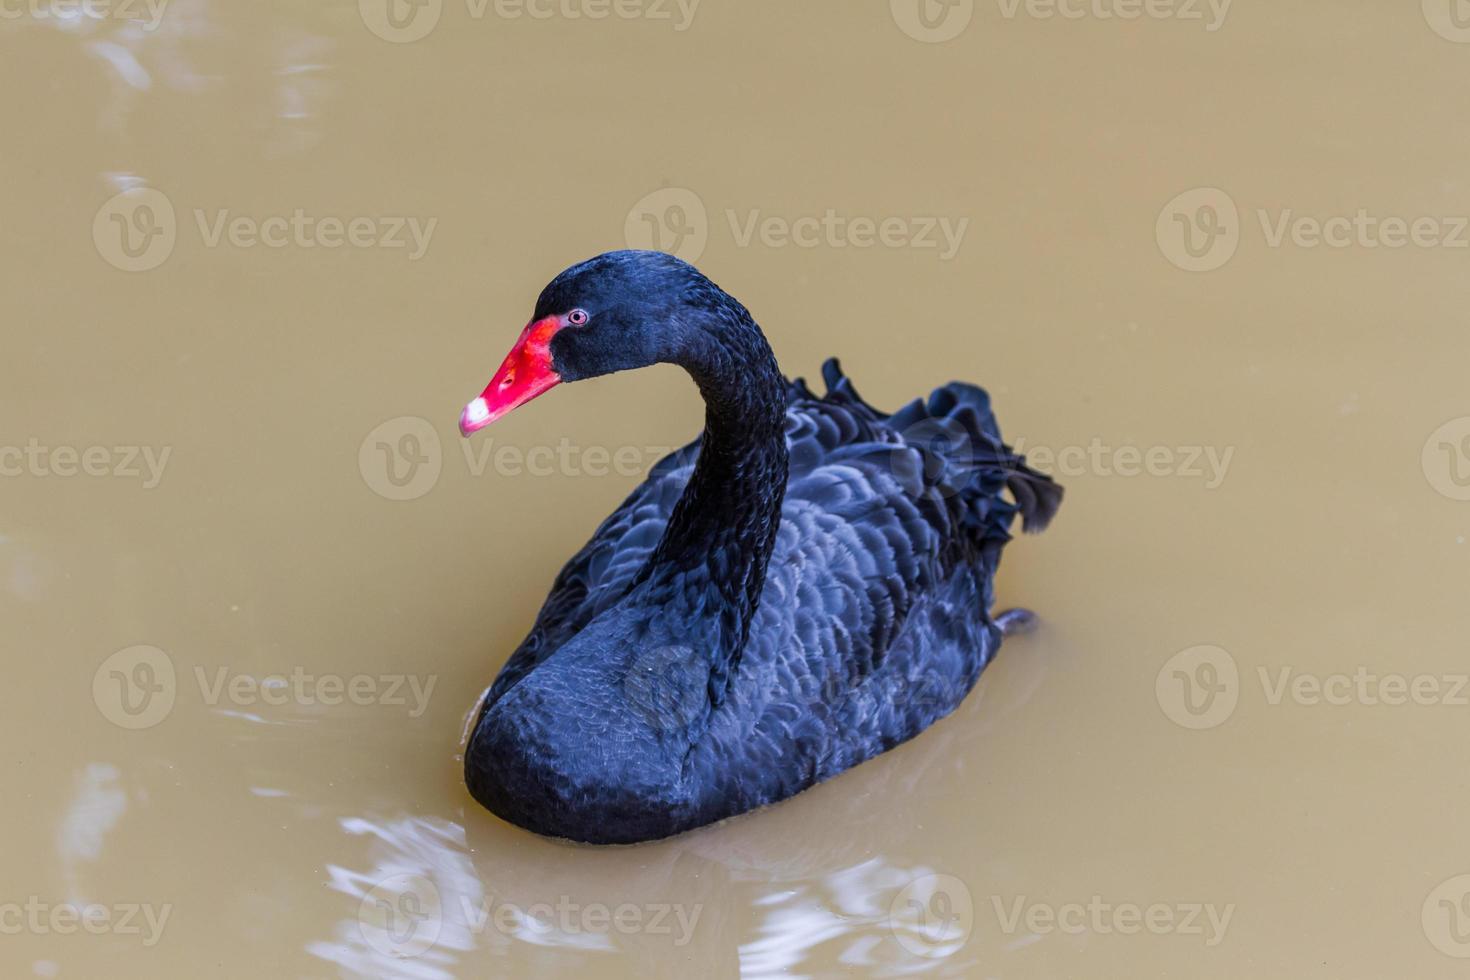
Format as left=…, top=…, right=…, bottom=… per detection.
left=459, top=397, right=491, bottom=436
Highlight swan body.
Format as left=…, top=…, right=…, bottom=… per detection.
left=460, top=251, right=1060, bottom=844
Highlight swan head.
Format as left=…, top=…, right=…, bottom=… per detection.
left=459, top=250, right=732, bottom=436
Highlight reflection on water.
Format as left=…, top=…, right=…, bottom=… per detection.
left=301, top=809, right=992, bottom=979
left=740, top=858, right=972, bottom=979
left=21, top=0, right=334, bottom=147
left=292, top=652, right=1048, bottom=977
left=0, top=534, right=48, bottom=602
left=56, top=764, right=128, bottom=902
left=309, top=814, right=483, bottom=980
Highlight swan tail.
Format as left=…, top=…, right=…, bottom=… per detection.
left=814, top=357, right=1064, bottom=542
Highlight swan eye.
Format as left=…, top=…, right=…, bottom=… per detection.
left=567, top=309, right=589, bottom=326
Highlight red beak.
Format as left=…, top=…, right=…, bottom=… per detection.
left=459, top=316, right=563, bottom=436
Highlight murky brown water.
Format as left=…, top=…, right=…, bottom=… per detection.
left=5, top=1, right=1470, bottom=976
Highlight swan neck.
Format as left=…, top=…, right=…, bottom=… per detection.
left=643, top=309, right=789, bottom=679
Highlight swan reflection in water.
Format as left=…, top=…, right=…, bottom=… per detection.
left=26, top=0, right=335, bottom=154
left=305, top=640, right=1051, bottom=978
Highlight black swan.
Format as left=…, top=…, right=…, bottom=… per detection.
left=458, top=250, right=1061, bottom=844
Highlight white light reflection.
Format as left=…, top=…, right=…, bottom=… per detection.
left=737, top=857, right=981, bottom=979
left=307, top=814, right=483, bottom=980
left=55, top=763, right=129, bottom=902
left=26, top=0, right=334, bottom=143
